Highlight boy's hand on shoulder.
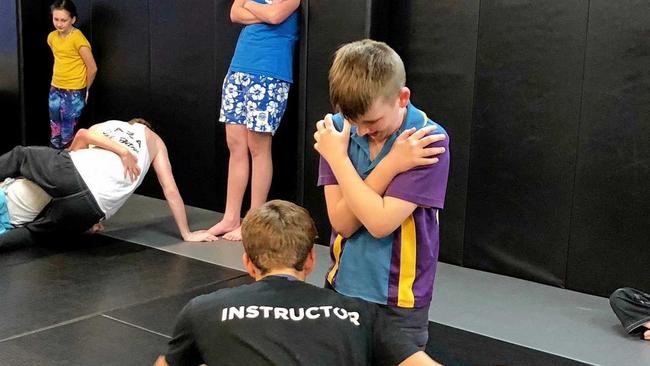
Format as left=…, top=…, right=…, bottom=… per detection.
left=384, top=126, right=446, bottom=174
left=313, top=114, right=351, bottom=163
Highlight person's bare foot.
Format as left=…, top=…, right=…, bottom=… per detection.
left=644, top=322, right=650, bottom=341
left=208, top=219, right=240, bottom=237
left=222, top=226, right=242, bottom=241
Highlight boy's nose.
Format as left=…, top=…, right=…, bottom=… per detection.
left=356, top=126, right=369, bottom=136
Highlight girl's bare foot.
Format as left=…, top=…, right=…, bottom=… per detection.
left=222, top=226, right=242, bottom=241
left=208, top=219, right=240, bottom=237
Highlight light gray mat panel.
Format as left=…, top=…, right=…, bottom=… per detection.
left=430, top=263, right=650, bottom=365
left=102, top=194, right=330, bottom=286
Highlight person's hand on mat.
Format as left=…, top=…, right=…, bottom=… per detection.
left=313, top=114, right=351, bottom=163
left=384, top=126, right=446, bottom=174
left=120, top=150, right=141, bottom=182
left=183, top=230, right=219, bottom=242
left=89, top=222, right=104, bottom=234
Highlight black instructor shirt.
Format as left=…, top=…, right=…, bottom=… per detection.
left=165, top=276, right=419, bottom=366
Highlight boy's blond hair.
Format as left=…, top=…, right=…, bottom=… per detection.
left=329, top=39, right=406, bottom=121
left=241, top=200, right=317, bottom=274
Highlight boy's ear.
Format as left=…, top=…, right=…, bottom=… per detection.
left=398, top=87, right=411, bottom=108
left=303, top=248, right=316, bottom=276
left=72, top=16, right=77, bottom=25
left=242, top=253, right=258, bottom=279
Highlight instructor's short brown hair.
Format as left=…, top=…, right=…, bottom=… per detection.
left=241, top=200, right=317, bottom=274
left=329, top=39, right=406, bottom=121
left=128, top=117, right=153, bottom=130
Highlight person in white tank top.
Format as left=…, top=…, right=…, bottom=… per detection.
left=0, top=118, right=216, bottom=250
left=69, top=120, right=152, bottom=219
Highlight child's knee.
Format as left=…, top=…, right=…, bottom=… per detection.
left=247, top=133, right=272, bottom=157
left=60, top=126, right=76, bottom=147
left=10, top=146, right=27, bottom=158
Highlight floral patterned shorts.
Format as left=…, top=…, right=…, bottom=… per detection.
left=219, top=71, right=290, bottom=134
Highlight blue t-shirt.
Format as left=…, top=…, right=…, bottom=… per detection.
left=318, top=103, right=450, bottom=308
left=230, top=0, right=300, bottom=83
left=0, top=190, right=14, bottom=234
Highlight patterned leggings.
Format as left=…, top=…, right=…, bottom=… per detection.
left=48, top=86, right=86, bottom=149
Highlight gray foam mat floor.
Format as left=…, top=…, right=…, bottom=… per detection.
left=102, top=194, right=650, bottom=366
left=0, top=234, right=250, bottom=366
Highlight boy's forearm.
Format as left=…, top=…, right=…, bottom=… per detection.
left=328, top=157, right=394, bottom=233
left=329, top=158, right=401, bottom=237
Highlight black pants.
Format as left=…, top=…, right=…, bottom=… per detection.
left=324, top=279, right=430, bottom=349
left=610, top=287, right=650, bottom=334
left=0, top=146, right=104, bottom=250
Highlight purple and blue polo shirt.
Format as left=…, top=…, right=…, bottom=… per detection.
left=318, top=103, right=450, bottom=309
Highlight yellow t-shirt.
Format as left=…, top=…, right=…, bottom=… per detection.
left=47, top=29, right=91, bottom=89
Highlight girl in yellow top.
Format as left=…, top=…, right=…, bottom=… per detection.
left=47, top=0, right=97, bottom=149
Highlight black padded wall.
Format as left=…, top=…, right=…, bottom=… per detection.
left=302, top=0, right=373, bottom=244
left=463, top=0, right=588, bottom=287
left=148, top=0, right=221, bottom=207
left=0, top=0, right=21, bottom=151
left=566, top=1, right=650, bottom=295
left=18, top=0, right=53, bottom=146
left=378, top=0, right=480, bottom=265
left=91, top=0, right=149, bottom=121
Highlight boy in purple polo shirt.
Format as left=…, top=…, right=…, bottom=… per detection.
left=314, top=39, right=450, bottom=349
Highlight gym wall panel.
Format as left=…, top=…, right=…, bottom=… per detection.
left=90, top=0, right=150, bottom=122
left=380, top=0, right=480, bottom=265
left=566, top=1, right=650, bottom=297
left=464, top=0, right=588, bottom=287
left=302, top=0, right=373, bottom=244
left=20, top=0, right=57, bottom=146
left=148, top=0, right=221, bottom=209
left=0, top=0, right=21, bottom=151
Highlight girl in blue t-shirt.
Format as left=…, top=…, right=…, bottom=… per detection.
left=209, top=0, right=300, bottom=241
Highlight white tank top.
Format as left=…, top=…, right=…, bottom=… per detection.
left=69, top=120, right=151, bottom=219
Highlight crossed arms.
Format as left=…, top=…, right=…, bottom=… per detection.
left=230, top=0, right=300, bottom=25
left=314, top=116, right=447, bottom=238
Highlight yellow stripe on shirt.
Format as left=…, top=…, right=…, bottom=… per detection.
left=397, top=214, right=417, bottom=308
left=327, top=234, right=344, bottom=284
